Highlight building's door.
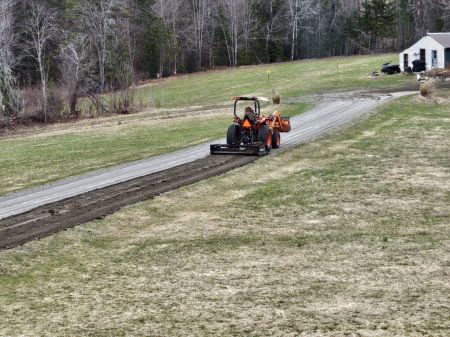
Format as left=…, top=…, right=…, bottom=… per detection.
left=404, top=53, right=409, bottom=69
left=445, top=49, right=450, bottom=68
left=431, top=50, right=438, bottom=68
left=420, top=49, right=426, bottom=62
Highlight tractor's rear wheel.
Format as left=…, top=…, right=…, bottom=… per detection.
left=258, top=125, right=272, bottom=152
left=227, top=124, right=241, bottom=145
left=272, top=130, right=280, bottom=149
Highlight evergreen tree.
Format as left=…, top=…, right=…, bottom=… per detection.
left=360, top=0, right=396, bottom=51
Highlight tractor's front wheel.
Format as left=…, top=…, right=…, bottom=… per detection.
left=272, top=130, right=280, bottom=149
left=227, top=124, right=241, bottom=145
left=258, top=125, right=273, bottom=152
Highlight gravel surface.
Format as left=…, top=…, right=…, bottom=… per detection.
left=0, top=91, right=416, bottom=248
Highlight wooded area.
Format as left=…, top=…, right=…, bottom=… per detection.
left=0, top=0, right=449, bottom=120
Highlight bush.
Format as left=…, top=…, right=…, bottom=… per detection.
left=46, top=88, right=65, bottom=121
left=16, top=86, right=66, bottom=123
left=109, top=89, right=135, bottom=114
left=425, top=68, right=450, bottom=80
left=420, top=81, right=434, bottom=97
left=20, top=87, right=43, bottom=117
left=82, top=88, right=136, bottom=117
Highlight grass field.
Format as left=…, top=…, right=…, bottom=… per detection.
left=0, top=92, right=448, bottom=336
left=0, top=114, right=229, bottom=195
left=0, top=102, right=310, bottom=196
left=0, top=54, right=415, bottom=196
left=128, top=54, right=412, bottom=109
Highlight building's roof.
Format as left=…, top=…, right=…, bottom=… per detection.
left=427, top=33, right=450, bottom=47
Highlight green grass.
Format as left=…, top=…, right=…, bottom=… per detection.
left=0, top=115, right=229, bottom=195
left=1, top=54, right=415, bottom=195
left=0, top=103, right=310, bottom=196
left=128, top=54, right=413, bottom=109
left=0, top=94, right=448, bottom=336
left=80, top=54, right=414, bottom=113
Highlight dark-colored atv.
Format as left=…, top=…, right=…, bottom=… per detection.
left=381, top=62, right=401, bottom=74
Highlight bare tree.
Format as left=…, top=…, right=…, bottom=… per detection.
left=188, top=0, right=214, bottom=70
left=407, top=0, right=439, bottom=39
left=219, top=0, right=257, bottom=67
left=121, top=0, right=138, bottom=80
left=76, top=0, right=124, bottom=92
left=153, top=0, right=170, bottom=77
left=60, top=33, right=94, bottom=116
left=287, top=0, right=320, bottom=61
left=219, top=0, right=239, bottom=67
left=153, top=0, right=186, bottom=75
left=20, top=1, right=58, bottom=122
left=241, top=0, right=257, bottom=57
left=205, top=4, right=217, bottom=68
left=441, top=0, right=450, bottom=29
left=262, top=0, right=286, bottom=61
left=0, top=0, right=16, bottom=116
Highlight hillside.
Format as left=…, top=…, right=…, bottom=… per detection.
left=0, top=54, right=416, bottom=196
left=0, top=90, right=448, bottom=336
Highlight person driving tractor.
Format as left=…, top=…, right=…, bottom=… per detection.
left=244, top=106, right=255, bottom=120
left=210, top=96, right=291, bottom=155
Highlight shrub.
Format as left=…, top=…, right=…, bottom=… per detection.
left=109, top=89, right=135, bottom=114
left=420, top=81, right=434, bottom=97
left=425, top=68, right=450, bottom=80
left=20, top=87, right=43, bottom=117
left=46, top=88, right=65, bottom=121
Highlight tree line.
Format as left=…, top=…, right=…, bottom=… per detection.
left=0, top=0, right=449, bottom=121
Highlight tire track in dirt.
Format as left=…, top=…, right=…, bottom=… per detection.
left=0, top=91, right=417, bottom=249
left=0, top=94, right=390, bottom=220
left=0, top=155, right=257, bottom=249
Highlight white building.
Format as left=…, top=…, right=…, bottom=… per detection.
left=399, top=32, right=450, bottom=71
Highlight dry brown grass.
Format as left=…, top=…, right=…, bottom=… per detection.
left=425, top=68, right=450, bottom=79
left=420, top=81, right=434, bottom=97
left=0, top=96, right=449, bottom=336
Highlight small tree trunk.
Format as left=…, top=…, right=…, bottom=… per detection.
left=159, top=49, right=164, bottom=78
left=38, top=58, right=48, bottom=122
left=70, top=92, right=77, bottom=116
left=291, top=24, right=296, bottom=61
left=97, top=44, right=106, bottom=92
left=42, top=85, right=47, bottom=122
left=173, top=55, right=177, bottom=75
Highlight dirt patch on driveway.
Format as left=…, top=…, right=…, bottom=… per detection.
left=0, top=155, right=258, bottom=250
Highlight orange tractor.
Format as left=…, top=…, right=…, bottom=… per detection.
left=210, top=96, right=291, bottom=156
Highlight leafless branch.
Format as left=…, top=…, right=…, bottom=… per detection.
left=19, top=1, right=58, bottom=122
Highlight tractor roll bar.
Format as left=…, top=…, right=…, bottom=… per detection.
left=233, top=97, right=261, bottom=118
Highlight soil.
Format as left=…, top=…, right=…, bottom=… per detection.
left=0, top=155, right=257, bottom=250
left=0, top=87, right=421, bottom=250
